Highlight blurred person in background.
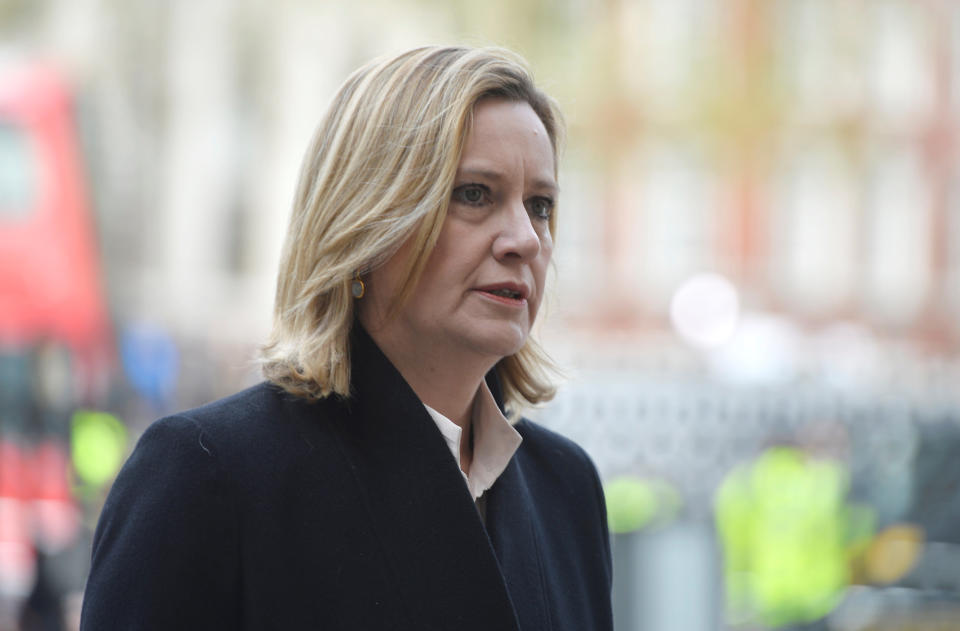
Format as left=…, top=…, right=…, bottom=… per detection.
left=78, top=45, right=613, bottom=630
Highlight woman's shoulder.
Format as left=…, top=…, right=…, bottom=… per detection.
left=133, top=382, right=347, bottom=474
left=174, top=381, right=324, bottom=426
left=511, top=417, right=603, bottom=490
left=513, top=417, right=596, bottom=466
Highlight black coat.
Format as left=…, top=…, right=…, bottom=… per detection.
left=80, top=327, right=613, bottom=630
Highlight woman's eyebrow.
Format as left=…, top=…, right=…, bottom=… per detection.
left=456, top=167, right=558, bottom=193
left=456, top=167, right=505, bottom=182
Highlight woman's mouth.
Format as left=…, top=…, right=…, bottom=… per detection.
left=474, top=284, right=529, bottom=306
left=485, top=288, right=522, bottom=299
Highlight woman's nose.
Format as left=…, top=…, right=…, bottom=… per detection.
left=492, top=202, right=541, bottom=261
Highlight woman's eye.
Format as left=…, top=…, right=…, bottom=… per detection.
left=527, top=197, right=554, bottom=220
left=452, top=184, right=489, bottom=206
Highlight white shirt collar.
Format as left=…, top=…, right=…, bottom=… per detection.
left=424, top=381, right=522, bottom=500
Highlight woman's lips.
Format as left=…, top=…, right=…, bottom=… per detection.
left=474, top=289, right=527, bottom=306
left=474, top=282, right=529, bottom=300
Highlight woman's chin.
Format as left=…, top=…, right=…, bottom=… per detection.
left=463, top=327, right=529, bottom=360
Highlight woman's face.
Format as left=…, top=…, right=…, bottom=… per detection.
left=359, top=98, right=556, bottom=365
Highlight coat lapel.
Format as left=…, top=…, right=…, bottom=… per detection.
left=483, top=364, right=552, bottom=628
left=485, top=449, right=554, bottom=631
left=328, top=325, right=521, bottom=631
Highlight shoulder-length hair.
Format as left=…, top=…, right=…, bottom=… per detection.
left=260, top=45, right=563, bottom=412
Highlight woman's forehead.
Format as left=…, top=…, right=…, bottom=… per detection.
left=460, top=100, right=556, bottom=186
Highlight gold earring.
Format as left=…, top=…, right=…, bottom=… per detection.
left=351, top=271, right=365, bottom=299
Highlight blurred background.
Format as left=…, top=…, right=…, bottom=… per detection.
left=2, top=0, right=960, bottom=629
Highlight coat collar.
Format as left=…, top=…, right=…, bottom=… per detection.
left=320, top=324, right=550, bottom=630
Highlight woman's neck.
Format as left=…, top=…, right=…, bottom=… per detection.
left=356, top=315, right=497, bottom=429
left=379, top=338, right=491, bottom=430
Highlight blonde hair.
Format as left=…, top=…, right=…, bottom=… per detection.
left=260, top=45, right=563, bottom=411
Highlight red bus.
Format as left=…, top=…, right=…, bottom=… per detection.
left=0, top=62, right=111, bottom=370
left=0, top=61, right=111, bottom=617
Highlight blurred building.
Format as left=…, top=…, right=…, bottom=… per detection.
left=4, top=0, right=959, bottom=364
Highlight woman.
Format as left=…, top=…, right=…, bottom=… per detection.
left=80, top=46, right=613, bottom=630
